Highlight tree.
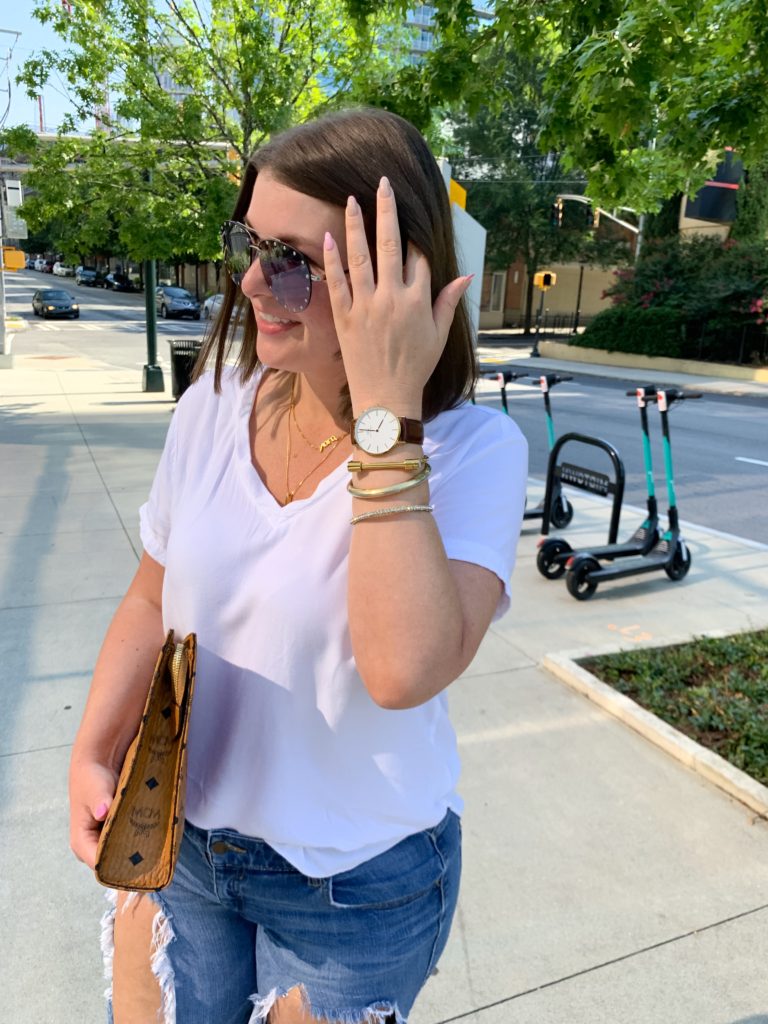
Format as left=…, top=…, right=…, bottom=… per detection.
left=345, top=0, right=768, bottom=211
left=449, top=51, right=631, bottom=332
left=11, top=0, right=414, bottom=264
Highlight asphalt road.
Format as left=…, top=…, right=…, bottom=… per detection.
left=4, top=269, right=210, bottom=371
left=5, top=270, right=768, bottom=544
left=475, top=371, right=768, bottom=545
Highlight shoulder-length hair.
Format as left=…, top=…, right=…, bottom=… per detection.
left=194, top=107, right=477, bottom=423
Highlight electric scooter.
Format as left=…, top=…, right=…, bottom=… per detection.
left=536, top=385, right=661, bottom=579
left=564, top=387, right=701, bottom=600
left=523, top=373, right=575, bottom=529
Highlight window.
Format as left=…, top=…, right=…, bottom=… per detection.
left=481, top=271, right=506, bottom=313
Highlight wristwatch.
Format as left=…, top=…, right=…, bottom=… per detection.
left=352, top=407, right=424, bottom=455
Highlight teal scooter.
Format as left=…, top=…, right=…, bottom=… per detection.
left=536, top=385, right=660, bottom=579
left=565, top=387, right=701, bottom=599
left=476, top=367, right=575, bottom=529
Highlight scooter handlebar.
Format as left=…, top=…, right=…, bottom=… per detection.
left=625, top=385, right=658, bottom=397
left=532, top=373, right=573, bottom=390
left=660, top=388, right=704, bottom=403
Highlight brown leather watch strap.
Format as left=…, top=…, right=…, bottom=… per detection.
left=350, top=414, right=425, bottom=446
left=398, top=417, right=424, bottom=444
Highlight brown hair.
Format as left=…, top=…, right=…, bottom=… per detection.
left=194, top=107, right=477, bottom=423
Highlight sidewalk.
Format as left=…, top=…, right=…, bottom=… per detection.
left=476, top=335, right=768, bottom=399
left=2, top=350, right=768, bottom=1024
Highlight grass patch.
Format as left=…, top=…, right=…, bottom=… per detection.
left=580, top=630, right=768, bottom=786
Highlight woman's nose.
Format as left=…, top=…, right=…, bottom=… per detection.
left=240, top=254, right=268, bottom=298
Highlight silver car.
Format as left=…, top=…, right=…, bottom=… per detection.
left=156, top=286, right=201, bottom=320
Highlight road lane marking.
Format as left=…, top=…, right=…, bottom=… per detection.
left=736, top=456, right=768, bottom=468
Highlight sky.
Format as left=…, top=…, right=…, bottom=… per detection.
left=1, top=0, right=78, bottom=132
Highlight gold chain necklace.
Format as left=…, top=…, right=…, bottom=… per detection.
left=284, top=377, right=348, bottom=505
left=291, top=401, right=345, bottom=453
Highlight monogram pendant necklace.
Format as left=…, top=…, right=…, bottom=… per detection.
left=284, top=376, right=348, bottom=505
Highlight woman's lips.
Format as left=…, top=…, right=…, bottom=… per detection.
left=255, top=316, right=300, bottom=335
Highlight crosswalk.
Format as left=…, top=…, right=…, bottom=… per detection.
left=24, top=319, right=205, bottom=334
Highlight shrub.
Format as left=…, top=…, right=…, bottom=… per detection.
left=581, top=630, right=768, bottom=786
left=575, top=236, right=768, bottom=364
left=577, top=305, right=684, bottom=357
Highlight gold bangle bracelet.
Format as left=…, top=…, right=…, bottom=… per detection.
left=347, top=458, right=429, bottom=474
left=346, top=464, right=431, bottom=499
left=350, top=504, right=434, bottom=525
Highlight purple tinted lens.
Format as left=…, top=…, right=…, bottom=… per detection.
left=261, top=241, right=312, bottom=313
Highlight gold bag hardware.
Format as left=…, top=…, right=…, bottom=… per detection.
left=95, top=630, right=197, bottom=892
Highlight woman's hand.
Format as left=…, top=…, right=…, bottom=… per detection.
left=322, top=176, right=472, bottom=417
left=69, top=758, right=118, bottom=870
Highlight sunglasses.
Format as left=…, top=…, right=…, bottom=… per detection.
left=220, top=220, right=326, bottom=313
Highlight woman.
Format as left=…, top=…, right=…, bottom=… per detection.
left=70, top=107, right=527, bottom=1024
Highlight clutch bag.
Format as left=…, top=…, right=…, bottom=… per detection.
left=95, top=630, right=197, bottom=891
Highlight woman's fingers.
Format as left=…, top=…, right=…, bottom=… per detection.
left=345, top=194, right=375, bottom=296
left=322, top=231, right=352, bottom=317
left=433, top=275, right=473, bottom=342
left=376, top=176, right=404, bottom=287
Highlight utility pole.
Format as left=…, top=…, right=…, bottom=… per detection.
left=0, top=199, right=8, bottom=367
left=0, top=29, right=21, bottom=367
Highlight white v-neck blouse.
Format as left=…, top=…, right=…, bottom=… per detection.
left=139, top=367, right=527, bottom=877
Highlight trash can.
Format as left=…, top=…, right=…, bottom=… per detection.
left=168, top=339, right=203, bottom=400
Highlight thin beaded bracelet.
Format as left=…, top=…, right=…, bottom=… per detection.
left=347, top=465, right=431, bottom=499
left=350, top=504, right=434, bottom=525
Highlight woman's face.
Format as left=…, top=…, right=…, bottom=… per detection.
left=241, top=169, right=350, bottom=380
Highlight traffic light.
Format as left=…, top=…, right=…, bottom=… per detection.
left=551, top=197, right=563, bottom=228
left=533, top=270, right=556, bottom=290
left=582, top=205, right=601, bottom=230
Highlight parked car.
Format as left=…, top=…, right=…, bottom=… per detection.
left=202, top=293, right=224, bottom=319
left=156, top=285, right=201, bottom=320
left=103, top=272, right=137, bottom=292
left=32, top=289, right=80, bottom=319
left=75, top=266, right=99, bottom=286
left=33, top=257, right=45, bottom=271
left=53, top=261, right=75, bottom=277
left=41, top=259, right=55, bottom=274
left=25, top=256, right=35, bottom=270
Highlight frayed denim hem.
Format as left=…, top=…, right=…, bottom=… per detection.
left=247, top=985, right=405, bottom=1024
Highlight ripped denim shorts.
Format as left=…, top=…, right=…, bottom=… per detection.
left=103, top=809, right=461, bottom=1024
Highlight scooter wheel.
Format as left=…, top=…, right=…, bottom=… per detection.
left=536, top=539, right=571, bottom=580
left=566, top=556, right=600, bottom=600
left=550, top=497, right=574, bottom=530
left=664, top=543, right=691, bottom=581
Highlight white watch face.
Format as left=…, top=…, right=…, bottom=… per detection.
left=354, top=407, right=401, bottom=455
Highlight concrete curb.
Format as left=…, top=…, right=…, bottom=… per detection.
left=539, top=339, right=768, bottom=383
left=543, top=648, right=768, bottom=820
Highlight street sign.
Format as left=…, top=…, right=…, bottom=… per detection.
left=3, top=180, right=23, bottom=208
left=1, top=205, right=28, bottom=240
left=534, top=270, right=556, bottom=290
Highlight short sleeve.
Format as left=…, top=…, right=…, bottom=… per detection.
left=138, top=411, right=180, bottom=566
left=431, top=411, right=528, bottom=621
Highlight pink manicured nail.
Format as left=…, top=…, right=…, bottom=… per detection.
left=347, top=195, right=359, bottom=214
left=465, top=273, right=476, bottom=283
left=379, top=176, right=392, bottom=197
left=324, top=231, right=335, bottom=251
left=95, top=802, right=109, bottom=819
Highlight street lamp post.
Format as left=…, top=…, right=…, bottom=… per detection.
left=142, top=256, right=164, bottom=391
